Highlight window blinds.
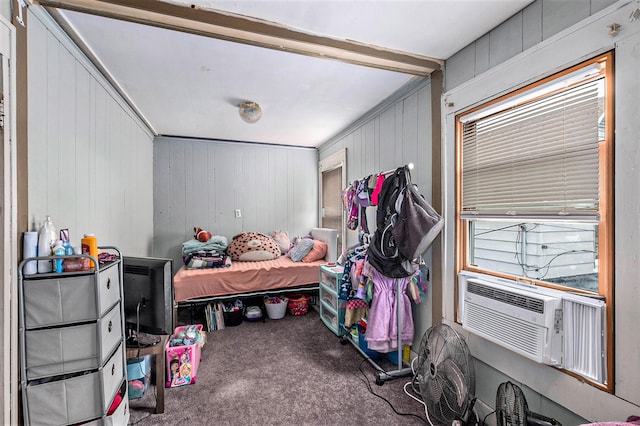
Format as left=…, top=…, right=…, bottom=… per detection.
left=460, top=78, right=603, bottom=220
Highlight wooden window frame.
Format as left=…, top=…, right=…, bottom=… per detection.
left=454, top=52, right=614, bottom=392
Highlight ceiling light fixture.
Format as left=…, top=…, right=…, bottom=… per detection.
left=238, top=101, right=262, bottom=124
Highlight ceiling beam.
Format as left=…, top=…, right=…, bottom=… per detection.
left=33, top=0, right=443, bottom=76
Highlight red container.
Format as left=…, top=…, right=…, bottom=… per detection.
left=287, top=293, right=311, bottom=316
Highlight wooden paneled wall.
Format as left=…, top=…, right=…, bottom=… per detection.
left=153, top=136, right=318, bottom=272
left=27, top=9, right=154, bottom=256
left=445, top=0, right=617, bottom=91
left=318, top=78, right=434, bottom=348
left=319, top=79, right=433, bottom=248
left=443, top=0, right=640, bottom=422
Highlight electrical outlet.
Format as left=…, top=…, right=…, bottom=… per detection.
left=235, top=209, right=242, bottom=218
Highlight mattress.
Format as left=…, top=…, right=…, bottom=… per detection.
left=174, top=227, right=338, bottom=303
left=173, top=256, right=325, bottom=302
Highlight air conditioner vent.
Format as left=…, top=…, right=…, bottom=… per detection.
left=124, top=264, right=150, bottom=276
left=467, top=281, right=544, bottom=314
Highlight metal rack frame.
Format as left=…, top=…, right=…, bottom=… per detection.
left=342, top=163, right=417, bottom=385
left=18, top=247, right=127, bottom=425
left=341, top=277, right=414, bottom=385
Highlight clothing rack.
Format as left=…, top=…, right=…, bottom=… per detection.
left=343, top=278, right=414, bottom=385
left=379, top=162, right=414, bottom=177
left=344, top=163, right=416, bottom=385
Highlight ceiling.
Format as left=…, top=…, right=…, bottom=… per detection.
left=42, top=0, right=532, bottom=148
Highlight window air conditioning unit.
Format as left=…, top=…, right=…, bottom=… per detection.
left=458, top=271, right=563, bottom=366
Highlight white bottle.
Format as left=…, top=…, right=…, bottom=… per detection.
left=22, top=232, right=38, bottom=275
left=37, top=215, right=56, bottom=273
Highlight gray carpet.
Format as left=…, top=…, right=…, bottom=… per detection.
left=128, top=307, right=427, bottom=425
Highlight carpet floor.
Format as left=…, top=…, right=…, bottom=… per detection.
left=128, top=307, right=428, bottom=425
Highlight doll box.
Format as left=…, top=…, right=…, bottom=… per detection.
left=165, top=325, right=202, bottom=388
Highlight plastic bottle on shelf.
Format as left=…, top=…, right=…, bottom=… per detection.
left=37, top=216, right=56, bottom=273
left=22, top=231, right=38, bottom=275
left=63, top=240, right=74, bottom=256
left=59, top=228, right=74, bottom=256
left=52, top=240, right=65, bottom=273
left=81, top=233, right=98, bottom=269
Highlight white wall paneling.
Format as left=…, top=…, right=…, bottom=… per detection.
left=445, top=0, right=618, bottom=91
left=153, top=136, right=318, bottom=273
left=318, top=78, right=434, bottom=350
left=443, top=0, right=640, bottom=422
left=27, top=7, right=154, bottom=257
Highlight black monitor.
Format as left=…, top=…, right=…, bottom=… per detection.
left=122, top=256, right=174, bottom=336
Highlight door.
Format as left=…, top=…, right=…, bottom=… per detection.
left=319, top=149, right=346, bottom=258
left=0, top=13, right=18, bottom=425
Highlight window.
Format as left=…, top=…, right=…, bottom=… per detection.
left=456, top=53, right=614, bottom=388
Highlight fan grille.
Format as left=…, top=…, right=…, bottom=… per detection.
left=496, top=381, right=528, bottom=426
left=416, top=324, right=476, bottom=425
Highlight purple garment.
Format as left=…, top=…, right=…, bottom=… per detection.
left=363, top=261, right=414, bottom=352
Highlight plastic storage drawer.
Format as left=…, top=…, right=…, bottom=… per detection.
left=24, top=342, right=125, bottom=426
left=320, top=282, right=338, bottom=311
left=320, top=301, right=338, bottom=332
left=320, top=299, right=346, bottom=336
left=320, top=270, right=337, bottom=289
left=127, top=355, right=151, bottom=399
left=22, top=263, right=121, bottom=329
left=24, top=304, right=122, bottom=380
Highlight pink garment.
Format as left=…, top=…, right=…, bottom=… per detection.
left=371, top=174, right=385, bottom=206
left=363, top=261, right=414, bottom=352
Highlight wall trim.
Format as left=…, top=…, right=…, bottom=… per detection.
left=156, top=135, right=318, bottom=151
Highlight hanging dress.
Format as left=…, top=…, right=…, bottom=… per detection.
left=363, top=260, right=414, bottom=353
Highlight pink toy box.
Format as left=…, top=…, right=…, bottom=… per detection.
left=166, top=325, right=204, bottom=388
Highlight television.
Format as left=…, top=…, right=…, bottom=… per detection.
left=122, top=256, right=175, bottom=337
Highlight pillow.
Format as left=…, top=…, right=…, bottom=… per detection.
left=271, top=231, right=291, bottom=254
left=226, top=232, right=281, bottom=261
left=302, top=240, right=328, bottom=263
left=287, top=238, right=314, bottom=262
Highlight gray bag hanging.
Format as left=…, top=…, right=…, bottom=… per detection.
left=391, top=167, right=444, bottom=261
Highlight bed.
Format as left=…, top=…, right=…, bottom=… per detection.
left=173, top=228, right=338, bottom=305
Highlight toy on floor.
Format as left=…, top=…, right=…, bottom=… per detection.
left=128, top=379, right=146, bottom=399
left=170, top=324, right=206, bottom=347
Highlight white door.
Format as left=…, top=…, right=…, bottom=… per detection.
left=0, top=14, right=18, bottom=425
left=319, top=149, right=346, bottom=258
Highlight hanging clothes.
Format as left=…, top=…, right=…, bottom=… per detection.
left=363, top=260, right=415, bottom=353
left=338, top=243, right=367, bottom=299
left=342, top=181, right=360, bottom=231
left=344, top=298, right=369, bottom=328
left=371, top=173, right=386, bottom=206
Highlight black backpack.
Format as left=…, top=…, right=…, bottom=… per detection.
left=367, top=167, right=415, bottom=278
left=367, top=166, right=444, bottom=278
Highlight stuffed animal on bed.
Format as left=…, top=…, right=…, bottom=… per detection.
left=194, top=227, right=212, bottom=243
left=227, top=232, right=281, bottom=261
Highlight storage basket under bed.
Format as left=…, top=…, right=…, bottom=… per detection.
left=286, top=293, right=311, bottom=316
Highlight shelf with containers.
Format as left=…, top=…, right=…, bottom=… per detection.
left=318, top=264, right=347, bottom=337
left=18, top=247, right=130, bottom=425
